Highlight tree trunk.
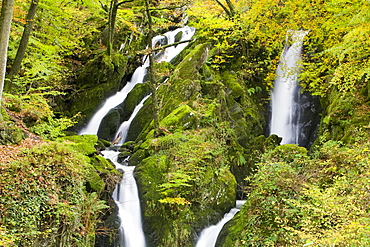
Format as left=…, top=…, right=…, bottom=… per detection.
left=214, top=0, right=235, bottom=17
left=7, top=0, right=39, bottom=89
left=0, top=0, right=15, bottom=116
left=144, top=0, right=159, bottom=136
left=107, top=0, right=118, bottom=55
left=225, top=0, right=235, bottom=16
left=107, top=0, right=133, bottom=55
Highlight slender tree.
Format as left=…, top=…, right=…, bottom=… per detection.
left=214, top=0, right=235, bottom=17
left=144, top=0, right=159, bottom=135
left=143, top=0, right=193, bottom=136
left=107, top=0, right=133, bottom=55
left=6, top=0, right=39, bottom=90
left=0, top=0, right=15, bottom=118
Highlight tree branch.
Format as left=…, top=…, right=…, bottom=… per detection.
left=225, top=0, right=235, bottom=16
left=117, top=0, right=134, bottom=7
left=136, top=39, right=194, bottom=55
left=214, top=0, right=232, bottom=17
left=148, top=2, right=189, bottom=11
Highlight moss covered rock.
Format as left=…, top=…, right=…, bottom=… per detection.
left=134, top=129, right=237, bottom=247
left=97, top=108, right=121, bottom=141
left=86, top=154, right=120, bottom=193
left=0, top=121, right=26, bottom=145
left=120, top=83, right=151, bottom=121
left=69, top=52, right=129, bottom=130
left=60, top=134, right=99, bottom=155
left=126, top=97, right=154, bottom=142
left=159, top=104, right=198, bottom=133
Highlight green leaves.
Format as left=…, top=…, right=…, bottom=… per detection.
left=0, top=141, right=110, bottom=246
left=224, top=139, right=370, bottom=246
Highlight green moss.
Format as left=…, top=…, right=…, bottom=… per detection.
left=134, top=129, right=237, bottom=246
left=90, top=154, right=119, bottom=175
left=121, top=83, right=151, bottom=121
left=157, top=78, right=201, bottom=119
left=173, top=43, right=211, bottom=81
left=200, top=79, right=224, bottom=98
left=263, top=144, right=308, bottom=164
left=117, top=151, right=131, bottom=163
left=154, top=61, right=175, bottom=81
left=320, top=90, right=370, bottom=143
left=222, top=71, right=244, bottom=101
left=96, top=138, right=111, bottom=150
left=58, top=135, right=120, bottom=194
left=69, top=52, right=128, bottom=125
left=159, top=104, right=198, bottom=132
left=86, top=164, right=106, bottom=193
left=263, top=134, right=282, bottom=151
left=1, top=106, right=10, bottom=121
left=0, top=121, right=26, bottom=145
left=128, top=148, right=148, bottom=166
left=125, top=96, right=155, bottom=142
left=60, top=134, right=98, bottom=155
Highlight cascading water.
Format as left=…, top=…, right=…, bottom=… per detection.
left=78, top=26, right=196, bottom=137
left=270, top=30, right=309, bottom=145
left=102, top=151, right=146, bottom=247
left=78, top=63, right=149, bottom=136
left=79, top=27, right=195, bottom=246
left=195, top=200, right=246, bottom=247
left=113, top=95, right=150, bottom=145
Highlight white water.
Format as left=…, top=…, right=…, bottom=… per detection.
left=78, top=65, right=148, bottom=135
left=82, top=27, right=196, bottom=246
left=114, top=95, right=150, bottom=145
left=79, top=26, right=195, bottom=136
left=196, top=200, right=246, bottom=247
left=102, top=150, right=146, bottom=247
left=270, top=30, right=309, bottom=144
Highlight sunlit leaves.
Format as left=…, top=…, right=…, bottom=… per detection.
left=228, top=140, right=370, bottom=246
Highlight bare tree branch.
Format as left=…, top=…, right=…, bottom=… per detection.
left=117, top=0, right=134, bottom=8
left=148, top=2, right=189, bottom=11
left=136, top=39, right=194, bottom=55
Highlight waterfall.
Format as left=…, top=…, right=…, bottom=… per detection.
left=113, top=95, right=150, bottom=145
left=270, top=30, right=309, bottom=145
left=195, top=200, right=246, bottom=247
left=80, top=27, right=196, bottom=246
left=78, top=63, right=149, bottom=135
left=102, top=150, right=146, bottom=247
left=78, top=26, right=196, bottom=136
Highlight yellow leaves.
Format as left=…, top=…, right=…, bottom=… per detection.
left=12, top=1, right=28, bottom=24
left=158, top=197, right=191, bottom=205
left=0, top=226, right=16, bottom=247
left=329, top=59, right=370, bottom=93
left=188, top=0, right=224, bottom=18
